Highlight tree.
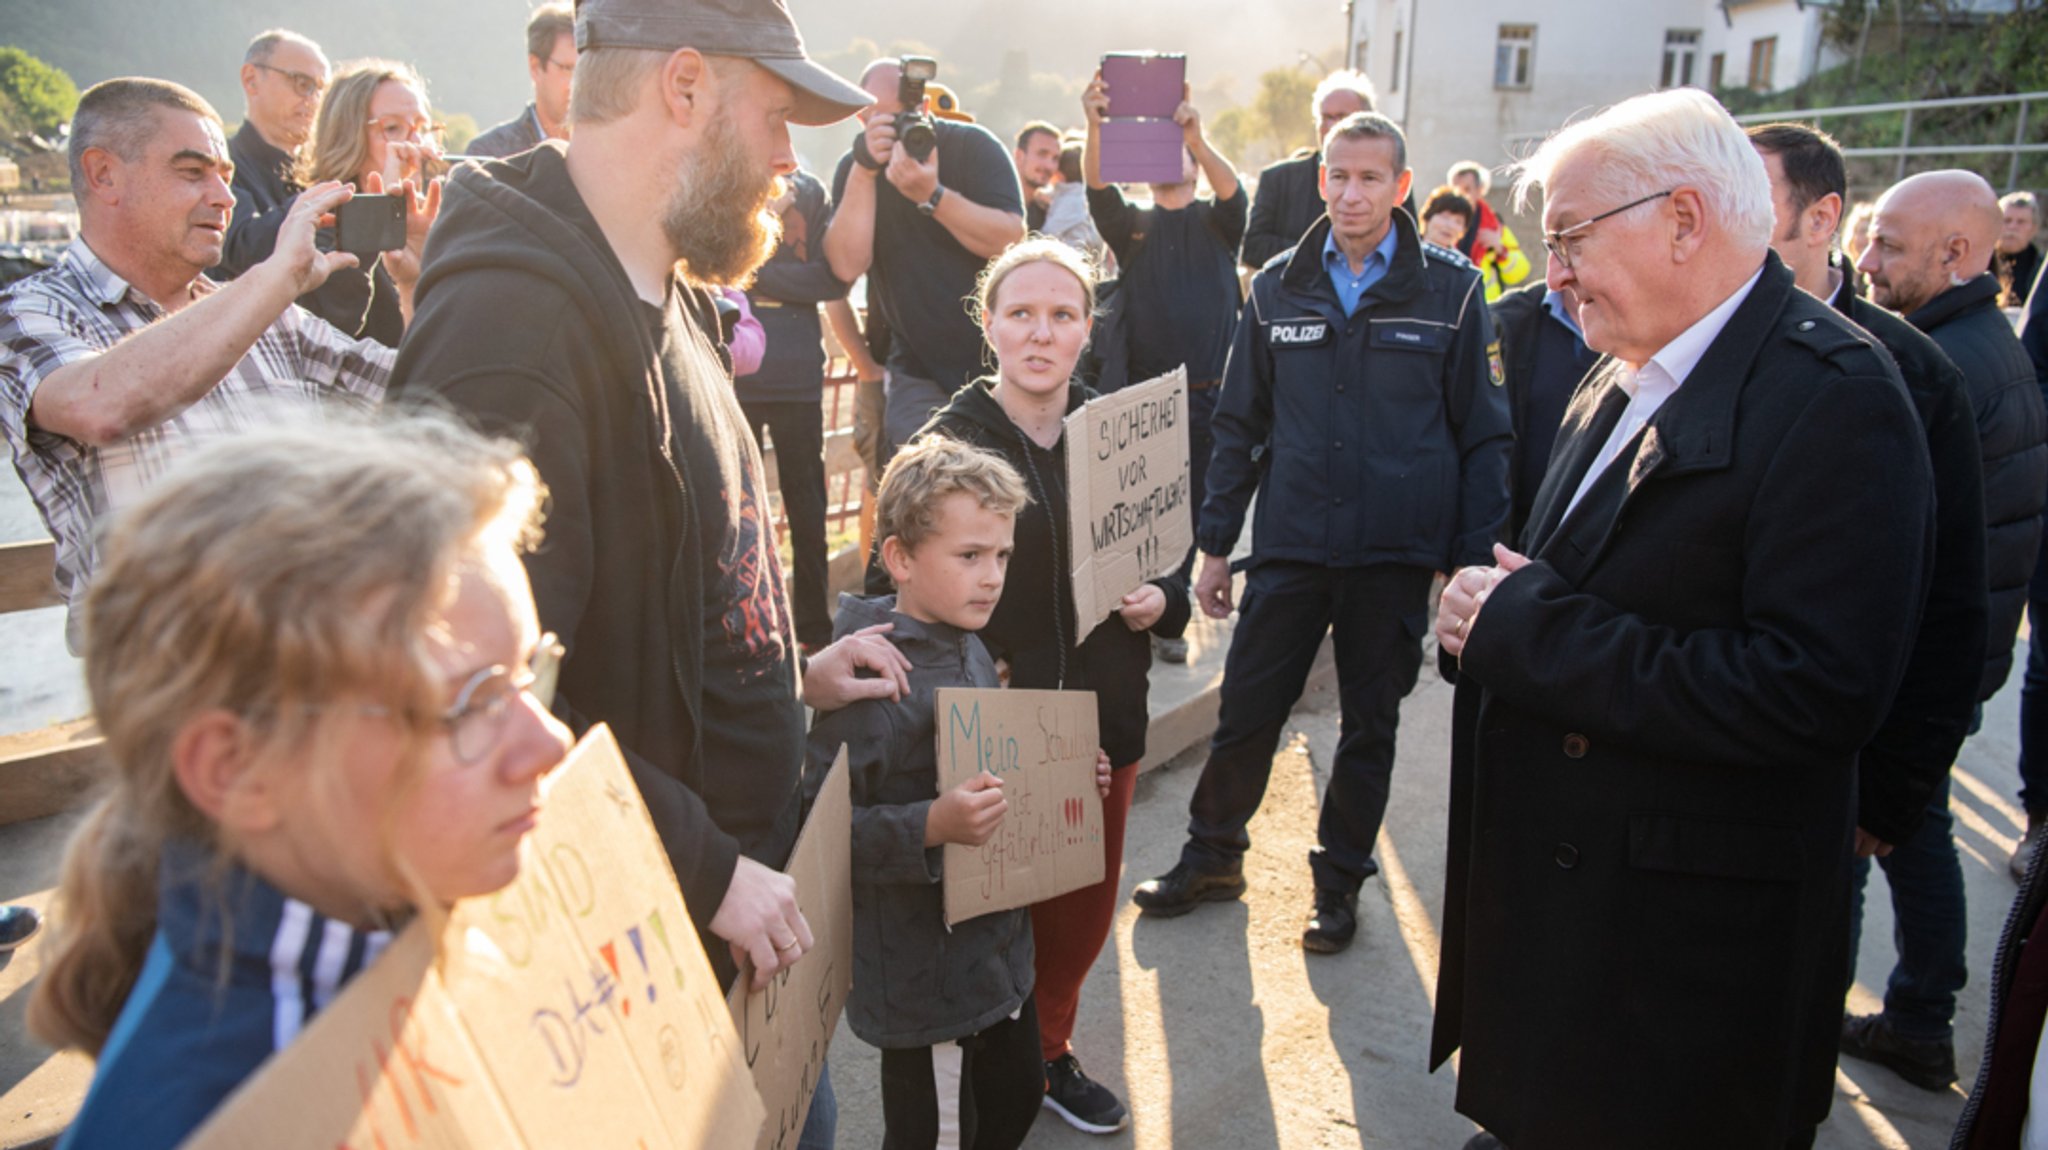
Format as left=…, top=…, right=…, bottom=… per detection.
left=0, top=48, right=79, bottom=136
left=1253, top=68, right=1318, bottom=157
left=1206, top=67, right=1320, bottom=170
left=442, top=112, right=478, bottom=154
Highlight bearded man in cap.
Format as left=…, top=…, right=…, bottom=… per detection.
left=391, top=6, right=895, bottom=1140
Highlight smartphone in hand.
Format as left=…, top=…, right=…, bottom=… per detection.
left=333, top=194, right=407, bottom=259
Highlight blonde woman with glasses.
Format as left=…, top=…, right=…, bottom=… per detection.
left=294, top=59, right=443, bottom=347
left=28, top=415, right=570, bottom=1150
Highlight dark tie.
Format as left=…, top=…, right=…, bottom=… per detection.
left=1523, top=382, right=1631, bottom=554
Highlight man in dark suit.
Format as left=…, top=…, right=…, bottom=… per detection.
left=1841, top=167, right=2048, bottom=1089
left=1238, top=70, right=1373, bottom=269
left=467, top=4, right=575, bottom=159
left=1432, top=89, right=1935, bottom=1149
left=1750, top=124, right=1992, bottom=1104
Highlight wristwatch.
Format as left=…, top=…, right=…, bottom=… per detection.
left=917, top=186, right=946, bottom=216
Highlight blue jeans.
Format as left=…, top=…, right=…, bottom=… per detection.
left=1846, top=774, right=1969, bottom=1042
left=798, top=1059, right=837, bottom=1150
left=2020, top=598, right=2048, bottom=815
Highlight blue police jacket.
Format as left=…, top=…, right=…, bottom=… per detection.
left=1199, top=209, right=1513, bottom=571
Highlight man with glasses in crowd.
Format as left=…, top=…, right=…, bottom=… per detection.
left=1240, top=69, right=1381, bottom=270
left=1433, top=89, right=1933, bottom=1148
left=219, top=29, right=328, bottom=279
left=470, top=4, right=576, bottom=159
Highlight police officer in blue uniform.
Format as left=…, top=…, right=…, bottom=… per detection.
left=1132, top=112, right=1513, bottom=952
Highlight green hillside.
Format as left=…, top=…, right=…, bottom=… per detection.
left=1723, top=1, right=2048, bottom=194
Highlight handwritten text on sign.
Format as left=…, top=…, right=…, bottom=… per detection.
left=727, top=746, right=853, bottom=1150
left=183, top=726, right=764, bottom=1150
left=936, top=688, right=1104, bottom=926
left=1065, top=367, right=1193, bottom=641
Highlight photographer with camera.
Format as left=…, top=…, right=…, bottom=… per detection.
left=823, top=56, right=1026, bottom=458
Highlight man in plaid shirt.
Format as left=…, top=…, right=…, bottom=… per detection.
left=0, top=78, right=430, bottom=650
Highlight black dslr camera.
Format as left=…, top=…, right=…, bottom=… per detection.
left=894, top=56, right=939, bottom=162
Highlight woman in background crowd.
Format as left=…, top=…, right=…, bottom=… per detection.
left=296, top=59, right=441, bottom=346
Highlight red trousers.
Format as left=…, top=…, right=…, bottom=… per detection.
left=1030, top=760, right=1138, bottom=1062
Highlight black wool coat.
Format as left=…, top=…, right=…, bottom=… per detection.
left=1431, top=256, right=1935, bottom=1148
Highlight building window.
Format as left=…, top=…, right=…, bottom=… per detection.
left=1748, top=36, right=1777, bottom=92
left=1662, top=29, right=1700, bottom=88
left=1495, top=25, right=1535, bottom=90
left=1353, top=39, right=1370, bottom=73
left=1390, top=30, right=1402, bottom=92
left=1709, top=52, right=1726, bottom=90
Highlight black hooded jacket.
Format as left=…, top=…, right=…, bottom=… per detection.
left=389, top=143, right=802, bottom=950
left=1906, top=272, right=2048, bottom=700
left=915, top=379, right=1191, bottom=767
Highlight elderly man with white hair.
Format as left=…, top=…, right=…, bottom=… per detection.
left=1428, top=88, right=1935, bottom=1149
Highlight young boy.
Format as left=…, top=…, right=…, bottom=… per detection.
left=805, top=437, right=1109, bottom=1150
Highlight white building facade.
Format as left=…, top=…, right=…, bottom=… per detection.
left=1342, top=0, right=1843, bottom=218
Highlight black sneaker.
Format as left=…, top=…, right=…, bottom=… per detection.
left=0, top=905, right=41, bottom=952
left=1043, top=1052, right=1130, bottom=1134
left=1302, top=888, right=1358, bottom=954
left=1839, top=1012, right=1956, bottom=1091
left=1131, top=861, right=1247, bottom=917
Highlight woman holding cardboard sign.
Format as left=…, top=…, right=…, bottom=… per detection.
left=29, top=415, right=571, bottom=1150
left=912, top=238, right=1191, bottom=1134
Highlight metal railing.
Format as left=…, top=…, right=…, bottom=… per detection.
left=1732, top=91, right=2048, bottom=188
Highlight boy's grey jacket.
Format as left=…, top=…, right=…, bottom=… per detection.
left=804, top=593, right=1035, bottom=1049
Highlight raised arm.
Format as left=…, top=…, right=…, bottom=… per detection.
left=1177, top=86, right=1240, bottom=202
left=30, top=183, right=359, bottom=447
left=882, top=124, right=1025, bottom=261
left=1082, top=70, right=1109, bottom=190
left=823, top=130, right=889, bottom=284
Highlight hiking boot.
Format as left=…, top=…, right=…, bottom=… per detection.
left=1152, top=635, right=1189, bottom=664
left=1839, top=1012, right=1956, bottom=1092
left=1131, top=860, right=1246, bottom=917
left=1302, top=887, right=1359, bottom=954
left=1043, top=1052, right=1129, bottom=1134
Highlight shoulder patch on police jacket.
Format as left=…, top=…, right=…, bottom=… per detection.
left=1421, top=241, right=1473, bottom=270
left=1488, top=339, right=1505, bottom=386
left=1269, top=317, right=1333, bottom=347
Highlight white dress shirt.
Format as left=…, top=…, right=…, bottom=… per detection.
left=1562, top=266, right=1767, bottom=520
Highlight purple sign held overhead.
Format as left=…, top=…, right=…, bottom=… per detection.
left=1098, top=52, right=1187, bottom=186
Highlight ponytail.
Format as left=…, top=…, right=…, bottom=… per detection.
left=28, top=797, right=184, bottom=1054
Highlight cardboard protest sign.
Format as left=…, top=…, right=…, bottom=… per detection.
left=726, top=747, right=854, bottom=1150
left=935, top=688, right=1104, bottom=926
left=185, top=726, right=764, bottom=1150
left=1064, top=367, right=1193, bottom=641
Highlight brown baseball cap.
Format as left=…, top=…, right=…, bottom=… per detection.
left=575, top=0, right=872, bottom=126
